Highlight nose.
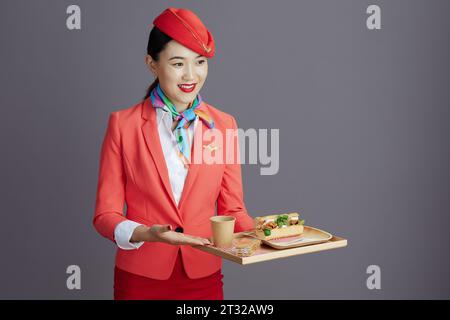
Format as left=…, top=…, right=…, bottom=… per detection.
left=182, top=64, right=195, bottom=81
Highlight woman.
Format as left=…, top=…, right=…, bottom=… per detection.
left=93, top=7, right=254, bottom=300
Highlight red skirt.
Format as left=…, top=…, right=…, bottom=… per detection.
left=114, top=250, right=224, bottom=300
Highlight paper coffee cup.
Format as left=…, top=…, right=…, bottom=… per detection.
left=210, top=216, right=236, bottom=248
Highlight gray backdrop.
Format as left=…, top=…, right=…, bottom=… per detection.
left=1, top=0, right=449, bottom=299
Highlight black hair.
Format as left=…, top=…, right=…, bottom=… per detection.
left=143, top=27, right=173, bottom=100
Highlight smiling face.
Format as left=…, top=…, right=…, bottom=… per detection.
left=146, top=40, right=208, bottom=112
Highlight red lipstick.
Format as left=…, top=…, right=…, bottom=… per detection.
left=177, top=83, right=196, bottom=93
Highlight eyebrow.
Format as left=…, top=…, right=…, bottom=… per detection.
left=168, top=55, right=204, bottom=61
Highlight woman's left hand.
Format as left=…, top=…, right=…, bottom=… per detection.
left=147, top=224, right=212, bottom=246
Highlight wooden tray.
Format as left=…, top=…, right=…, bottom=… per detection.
left=194, top=226, right=347, bottom=265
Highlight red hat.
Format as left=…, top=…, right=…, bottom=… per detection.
left=153, top=7, right=215, bottom=58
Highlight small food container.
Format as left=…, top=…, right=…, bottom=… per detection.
left=231, top=237, right=261, bottom=257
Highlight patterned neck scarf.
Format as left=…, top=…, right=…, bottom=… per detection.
left=150, top=83, right=215, bottom=165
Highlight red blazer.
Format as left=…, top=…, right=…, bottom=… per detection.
left=93, top=97, right=254, bottom=280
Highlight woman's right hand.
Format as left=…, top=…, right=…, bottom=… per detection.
left=146, top=224, right=212, bottom=246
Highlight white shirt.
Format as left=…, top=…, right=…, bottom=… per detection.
left=114, top=105, right=199, bottom=250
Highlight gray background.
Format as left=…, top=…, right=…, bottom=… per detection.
left=1, top=0, right=449, bottom=299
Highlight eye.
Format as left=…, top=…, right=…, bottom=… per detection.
left=173, top=62, right=183, bottom=67
left=197, top=59, right=206, bottom=65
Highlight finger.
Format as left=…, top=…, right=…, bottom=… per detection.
left=189, top=236, right=211, bottom=246
left=192, top=238, right=207, bottom=246
left=185, top=235, right=203, bottom=242
left=179, top=234, right=202, bottom=246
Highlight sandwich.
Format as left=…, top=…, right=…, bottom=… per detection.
left=254, top=212, right=305, bottom=240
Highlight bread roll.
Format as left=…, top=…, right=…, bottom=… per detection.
left=254, top=212, right=304, bottom=240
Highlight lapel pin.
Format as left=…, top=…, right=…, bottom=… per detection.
left=203, top=143, right=219, bottom=151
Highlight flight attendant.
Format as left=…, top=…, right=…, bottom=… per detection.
left=93, top=7, right=255, bottom=300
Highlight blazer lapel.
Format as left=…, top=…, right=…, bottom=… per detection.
left=178, top=104, right=214, bottom=211
left=177, top=121, right=206, bottom=211
left=141, top=98, right=181, bottom=218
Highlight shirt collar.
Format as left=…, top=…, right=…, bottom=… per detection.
left=155, top=105, right=170, bottom=127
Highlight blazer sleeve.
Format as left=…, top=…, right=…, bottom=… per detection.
left=216, top=115, right=254, bottom=232
left=93, top=112, right=128, bottom=242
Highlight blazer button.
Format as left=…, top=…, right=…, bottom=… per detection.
left=175, top=227, right=184, bottom=233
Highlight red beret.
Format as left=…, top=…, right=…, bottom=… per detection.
left=153, top=7, right=215, bottom=58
